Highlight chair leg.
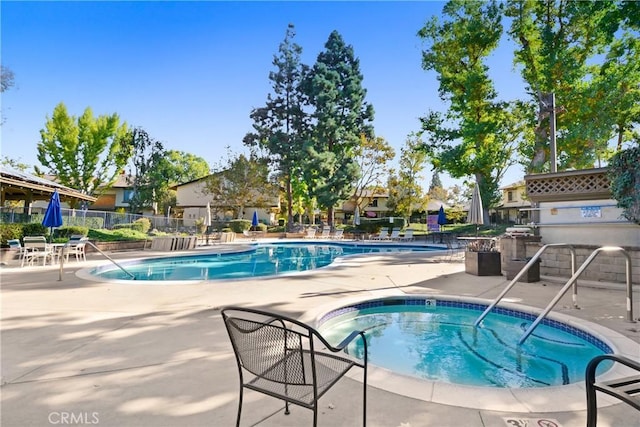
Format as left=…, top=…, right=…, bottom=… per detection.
left=235, top=387, right=243, bottom=427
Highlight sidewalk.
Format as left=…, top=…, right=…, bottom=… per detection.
left=1, top=246, right=639, bottom=426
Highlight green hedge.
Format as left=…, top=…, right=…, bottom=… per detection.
left=54, top=226, right=89, bottom=239
left=0, top=223, right=23, bottom=245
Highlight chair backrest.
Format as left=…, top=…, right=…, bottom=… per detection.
left=377, top=229, right=388, bottom=238
left=320, top=227, right=331, bottom=237
left=222, top=307, right=317, bottom=385
left=333, top=229, right=344, bottom=238
left=306, top=228, right=316, bottom=238
left=23, top=236, right=47, bottom=249
left=389, top=228, right=401, bottom=239
left=7, top=239, right=22, bottom=249
left=404, top=229, right=414, bottom=238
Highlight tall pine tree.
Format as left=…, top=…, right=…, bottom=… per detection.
left=304, top=30, right=374, bottom=225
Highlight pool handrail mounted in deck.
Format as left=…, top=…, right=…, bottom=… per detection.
left=518, top=246, right=635, bottom=345
left=474, top=243, right=578, bottom=328
left=58, top=240, right=136, bottom=281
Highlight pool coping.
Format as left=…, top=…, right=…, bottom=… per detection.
left=301, top=294, right=640, bottom=413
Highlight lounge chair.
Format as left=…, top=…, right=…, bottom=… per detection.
left=388, top=228, right=401, bottom=241
left=303, top=228, right=316, bottom=239
left=330, top=229, right=344, bottom=240
left=221, top=306, right=368, bottom=427
left=21, top=236, right=54, bottom=266
left=242, top=230, right=256, bottom=241
left=370, top=229, right=389, bottom=240
left=317, top=226, right=331, bottom=239
left=398, top=229, right=414, bottom=242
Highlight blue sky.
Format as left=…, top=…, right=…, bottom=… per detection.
left=1, top=1, right=526, bottom=189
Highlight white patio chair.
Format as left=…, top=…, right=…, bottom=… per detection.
left=303, top=228, right=317, bottom=239
left=21, top=236, right=54, bottom=266
left=330, top=229, right=344, bottom=240
left=7, top=239, right=26, bottom=263
left=62, top=236, right=88, bottom=262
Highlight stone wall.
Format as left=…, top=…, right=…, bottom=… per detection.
left=523, top=242, right=639, bottom=285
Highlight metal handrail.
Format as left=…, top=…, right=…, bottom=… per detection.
left=58, top=240, right=136, bottom=281
left=518, top=246, right=635, bottom=345
left=474, top=243, right=577, bottom=328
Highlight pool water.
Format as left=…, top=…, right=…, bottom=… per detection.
left=89, top=243, right=437, bottom=281
left=319, top=301, right=612, bottom=388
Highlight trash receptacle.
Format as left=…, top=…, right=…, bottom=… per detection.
left=506, top=258, right=540, bottom=282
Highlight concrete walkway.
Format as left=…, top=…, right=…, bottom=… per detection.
left=1, top=243, right=639, bottom=427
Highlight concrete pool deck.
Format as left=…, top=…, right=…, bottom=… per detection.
left=1, top=241, right=639, bottom=427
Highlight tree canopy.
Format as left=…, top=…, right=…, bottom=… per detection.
left=37, top=102, right=131, bottom=206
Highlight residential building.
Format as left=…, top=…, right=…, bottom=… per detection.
left=495, top=180, right=531, bottom=224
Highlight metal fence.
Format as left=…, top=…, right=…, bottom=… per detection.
left=0, top=207, right=191, bottom=233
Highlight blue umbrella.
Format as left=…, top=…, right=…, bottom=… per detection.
left=42, top=190, right=63, bottom=242
left=252, top=211, right=259, bottom=231
left=437, top=205, right=447, bottom=231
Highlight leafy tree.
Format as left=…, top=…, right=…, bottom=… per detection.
left=351, top=134, right=395, bottom=210
left=37, top=102, right=131, bottom=206
left=159, top=150, right=210, bottom=185
left=0, top=65, right=14, bottom=93
left=202, top=151, right=277, bottom=220
left=1, top=65, right=15, bottom=125
left=427, top=170, right=449, bottom=202
left=304, top=30, right=375, bottom=226
left=506, top=0, right=622, bottom=172
left=1, top=156, right=29, bottom=172
left=244, top=24, right=310, bottom=231
left=125, top=127, right=166, bottom=214
left=385, top=134, right=428, bottom=224
left=418, top=0, right=520, bottom=214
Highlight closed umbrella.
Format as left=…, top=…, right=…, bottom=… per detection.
left=353, top=206, right=360, bottom=226
left=252, top=210, right=259, bottom=231
left=204, top=202, right=212, bottom=229
left=467, top=184, right=485, bottom=236
left=42, top=190, right=63, bottom=242
left=437, top=205, right=447, bottom=231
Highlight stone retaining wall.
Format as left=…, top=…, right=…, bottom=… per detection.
left=524, top=242, right=639, bottom=284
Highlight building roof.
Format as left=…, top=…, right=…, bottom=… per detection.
left=0, top=166, right=97, bottom=203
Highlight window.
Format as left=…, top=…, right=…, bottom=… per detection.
left=368, top=199, right=378, bottom=208
left=507, top=191, right=514, bottom=202
left=122, top=190, right=134, bottom=202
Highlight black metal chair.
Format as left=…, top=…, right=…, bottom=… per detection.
left=586, top=354, right=640, bottom=427
left=221, top=306, right=368, bottom=427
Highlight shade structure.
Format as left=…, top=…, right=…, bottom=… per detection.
left=467, top=184, right=485, bottom=235
left=353, top=206, right=361, bottom=226
left=437, top=205, right=447, bottom=231
left=251, top=210, right=259, bottom=230
left=42, top=190, right=63, bottom=241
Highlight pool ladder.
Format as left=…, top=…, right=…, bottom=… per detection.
left=474, top=244, right=635, bottom=345
left=58, top=240, right=135, bottom=281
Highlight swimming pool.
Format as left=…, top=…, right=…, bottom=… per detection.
left=317, top=296, right=613, bottom=389
left=87, top=242, right=438, bottom=281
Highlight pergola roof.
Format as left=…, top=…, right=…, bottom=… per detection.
left=0, top=166, right=97, bottom=204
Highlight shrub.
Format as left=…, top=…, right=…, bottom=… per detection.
left=134, top=217, right=152, bottom=233
left=55, top=226, right=89, bottom=239
left=228, top=219, right=251, bottom=233
left=88, top=228, right=149, bottom=242
left=22, top=223, right=49, bottom=237
left=609, top=144, right=640, bottom=225
left=0, top=223, right=23, bottom=245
